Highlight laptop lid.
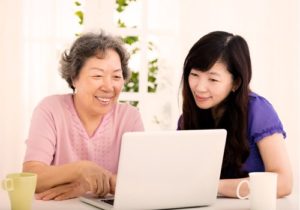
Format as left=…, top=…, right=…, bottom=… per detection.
left=80, top=129, right=226, bottom=210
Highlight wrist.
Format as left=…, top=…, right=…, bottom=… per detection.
left=218, top=179, right=225, bottom=196
left=73, top=160, right=87, bottom=180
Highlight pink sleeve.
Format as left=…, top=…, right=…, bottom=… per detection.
left=24, top=100, right=56, bottom=165
left=125, top=105, right=144, bottom=132
left=131, top=110, right=144, bottom=131
left=114, top=104, right=145, bottom=133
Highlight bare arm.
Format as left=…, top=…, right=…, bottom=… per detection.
left=23, top=161, right=80, bottom=193
left=218, top=178, right=249, bottom=198
left=23, top=160, right=112, bottom=196
left=257, top=133, right=293, bottom=197
left=218, top=133, right=293, bottom=198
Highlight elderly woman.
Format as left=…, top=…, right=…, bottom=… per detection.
left=23, top=31, right=144, bottom=200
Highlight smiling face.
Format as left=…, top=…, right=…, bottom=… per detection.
left=188, top=62, right=236, bottom=110
left=72, top=49, right=124, bottom=118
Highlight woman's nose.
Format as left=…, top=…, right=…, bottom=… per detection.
left=100, top=76, right=113, bottom=91
left=195, top=79, right=208, bottom=92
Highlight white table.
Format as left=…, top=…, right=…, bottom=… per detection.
left=0, top=190, right=298, bottom=210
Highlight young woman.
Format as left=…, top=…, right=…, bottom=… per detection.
left=23, top=31, right=144, bottom=200
left=177, top=31, right=292, bottom=198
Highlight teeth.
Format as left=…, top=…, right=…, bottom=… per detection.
left=96, top=97, right=111, bottom=103
left=96, top=96, right=111, bottom=104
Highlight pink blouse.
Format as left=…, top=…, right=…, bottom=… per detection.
left=24, top=94, right=144, bottom=174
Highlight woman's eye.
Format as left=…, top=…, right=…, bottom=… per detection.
left=190, top=72, right=198, bottom=77
left=113, top=75, right=122, bottom=79
left=209, top=78, right=218, bottom=82
left=92, top=75, right=103, bottom=78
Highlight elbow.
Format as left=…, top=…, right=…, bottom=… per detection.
left=22, top=162, right=46, bottom=193
left=277, top=177, right=293, bottom=198
left=277, top=184, right=293, bottom=198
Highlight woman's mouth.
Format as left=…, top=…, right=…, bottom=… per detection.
left=195, top=94, right=212, bottom=102
left=95, top=96, right=112, bottom=105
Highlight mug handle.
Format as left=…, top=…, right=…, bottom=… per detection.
left=2, top=178, right=14, bottom=191
left=236, top=180, right=249, bottom=199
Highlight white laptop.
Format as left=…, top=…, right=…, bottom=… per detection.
left=80, top=129, right=226, bottom=210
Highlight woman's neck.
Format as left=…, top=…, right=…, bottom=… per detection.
left=73, top=95, right=103, bottom=137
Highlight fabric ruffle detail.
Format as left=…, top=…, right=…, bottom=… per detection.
left=252, top=125, right=287, bottom=143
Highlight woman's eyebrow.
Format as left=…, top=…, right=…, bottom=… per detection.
left=89, top=68, right=122, bottom=72
left=89, top=67, right=104, bottom=71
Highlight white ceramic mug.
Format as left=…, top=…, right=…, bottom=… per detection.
left=236, top=172, right=277, bottom=210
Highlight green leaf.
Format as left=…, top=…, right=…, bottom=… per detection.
left=119, top=100, right=139, bottom=107
left=74, top=1, right=81, bottom=6
left=117, top=19, right=126, bottom=28
left=149, top=58, right=158, bottom=65
left=75, top=10, right=84, bottom=25
left=116, top=0, right=137, bottom=13
left=148, top=76, right=156, bottom=83
left=116, top=0, right=128, bottom=12
left=123, top=71, right=139, bottom=92
left=122, top=36, right=139, bottom=45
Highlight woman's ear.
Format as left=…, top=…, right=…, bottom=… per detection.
left=72, top=78, right=78, bottom=94
left=72, top=77, right=77, bottom=89
left=232, top=78, right=241, bottom=92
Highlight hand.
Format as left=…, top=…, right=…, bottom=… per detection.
left=109, top=175, right=117, bottom=194
left=35, top=181, right=87, bottom=201
left=76, top=160, right=112, bottom=197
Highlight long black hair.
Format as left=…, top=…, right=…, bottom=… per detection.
left=179, top=31, right=252, bottom=178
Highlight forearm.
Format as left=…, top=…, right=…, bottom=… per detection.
left=218, top=178, right=249, bottom=198
left=23, top=161, right=82, bottom=193
left=218, top=172, right=292, bottom=198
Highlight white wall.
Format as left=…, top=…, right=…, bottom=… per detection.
left=0, top=0, right=26, bottom=176
left=178, top=0, right=299, bottom=195
left=0, top=0, right=77, bottom=177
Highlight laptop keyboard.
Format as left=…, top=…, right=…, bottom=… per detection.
left=102, top=198, right=114, bottom=205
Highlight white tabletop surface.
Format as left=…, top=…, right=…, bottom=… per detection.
left=0, top=190, right=298, bottom=210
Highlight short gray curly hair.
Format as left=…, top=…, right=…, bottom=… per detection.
left=60, top=31, right=130, bottom=90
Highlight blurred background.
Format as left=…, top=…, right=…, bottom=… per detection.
left=0, top=0, right=299, bottom=200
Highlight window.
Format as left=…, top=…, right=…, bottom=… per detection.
left=84, top=0, right=181, bottom=130
left=22, top=0, right=81, bottom=123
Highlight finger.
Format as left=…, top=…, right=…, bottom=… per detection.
left=96, top=176, right=104, bottom=196
left=54, top=190, right=77, bottom=201
left=85, top=177, right=96, bottom=194
left=36, top=190, right=57, bottom=201
left=36, top=189, right=52, bottom=199
left=39, top=183, right=74, bottom=200
left=103, top=174, right=111, bottom=195
left=81, top=177, right=92, bottom=192
left=54, top=182, right=86, bottom=201
left=99, top=174, right=110, bottom=197
left=42, top=191, right=65, bottom=201
left=35, top=193, right=43, bottom=200
left=39, top=189, right=65, bottom=201
left=109, top=175, right=116, bottom=194
left=91, top=178, right=99, bottom=194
